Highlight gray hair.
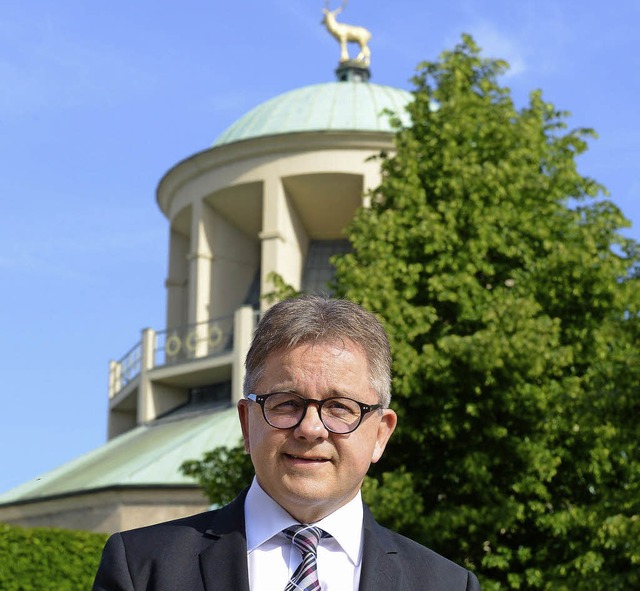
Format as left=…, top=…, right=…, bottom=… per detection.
left=243, top=295, right=392, bottom=407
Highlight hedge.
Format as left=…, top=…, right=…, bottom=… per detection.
left=0, top=523, right=108, bottom=591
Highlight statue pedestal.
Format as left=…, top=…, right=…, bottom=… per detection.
left=335, top=60, right=371, bottom=82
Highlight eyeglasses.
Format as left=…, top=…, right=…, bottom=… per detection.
left=246, top=392, right=382, bottom=434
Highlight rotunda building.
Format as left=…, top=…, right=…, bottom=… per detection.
left=157, top=79, right=411, bottom=332
left=118, top=75, right=412, bottom=435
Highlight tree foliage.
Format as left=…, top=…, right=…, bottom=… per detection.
left=181, top=34, right=639, bottom=590
left=331, top=35, right=640, bottom=589
left=181, top=440, right=255, bottom=507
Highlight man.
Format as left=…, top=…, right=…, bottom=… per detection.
left=93, top=295, right=481, bottom=590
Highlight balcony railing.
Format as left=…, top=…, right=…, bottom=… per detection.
left=113, top=341, right=143, bottom=392
left=109, top=314, right=235, bottom=399
left=154, top=317, right=234, bottom=367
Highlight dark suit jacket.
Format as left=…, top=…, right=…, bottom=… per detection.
left=92, top=490, right=481, bottom=590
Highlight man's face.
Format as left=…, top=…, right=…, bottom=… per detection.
left=238, top=340, right=397, bottom=523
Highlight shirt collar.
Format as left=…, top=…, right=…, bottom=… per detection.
left=314, top=491, right=363, bottom=565
left=245, top=478, right=299, bottom=551
left=244, top=477, right=363, bottom=565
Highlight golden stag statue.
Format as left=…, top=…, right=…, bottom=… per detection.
left=322, top=0, right=372, bottom=66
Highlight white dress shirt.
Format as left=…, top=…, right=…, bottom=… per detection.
left=244, top=478, right=363, bottom=591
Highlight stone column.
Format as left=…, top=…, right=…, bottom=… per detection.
left=108, top=360, right=122, bottom=399
left=187, top=201, right=213, bottom=328
left=259, top=175, right=308, bottom=311
left=137, top=327, right=157, bottom=424
left=232, top=306, right=257, bottom=405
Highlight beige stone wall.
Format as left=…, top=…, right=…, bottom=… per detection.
left=156, top=131, right=393, bottom=323
left=0, top=487, right=210, bottom=534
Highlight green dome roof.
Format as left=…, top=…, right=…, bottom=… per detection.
left=213, top=81, right=412, bottom=147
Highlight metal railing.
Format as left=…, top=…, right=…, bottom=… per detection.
left=154, top=315, right=234, bottom=368
left=109, top=314, right=235, bottom=399
left=114, top=341, right=143, bottom=392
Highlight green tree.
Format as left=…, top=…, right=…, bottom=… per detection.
left=181, top=440, right=255, bottom=507
left=332, top=35, right=640, bottom=589
left=181, top=34, right=639, bottom=590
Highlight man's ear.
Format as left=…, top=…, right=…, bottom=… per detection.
left=371, top=409, right=397, bottom=464
left=237, top=400, right=251, bottom=454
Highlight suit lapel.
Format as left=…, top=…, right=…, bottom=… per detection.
left=199, top=529, right=250, bottom=591
left=198, top=490, right=251, bottom=591
left=358, top=505, right=401, bottom=591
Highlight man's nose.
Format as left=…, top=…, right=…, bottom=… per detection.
left=294, top=403, right=328, bottom=438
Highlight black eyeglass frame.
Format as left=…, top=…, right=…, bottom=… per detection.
left=246, top=392, right=383, bottom=434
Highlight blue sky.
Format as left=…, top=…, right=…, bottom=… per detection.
left=1, top=0, right=638, bottom=495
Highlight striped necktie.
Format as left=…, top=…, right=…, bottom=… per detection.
left=283, top=524, right=327, bottom=591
